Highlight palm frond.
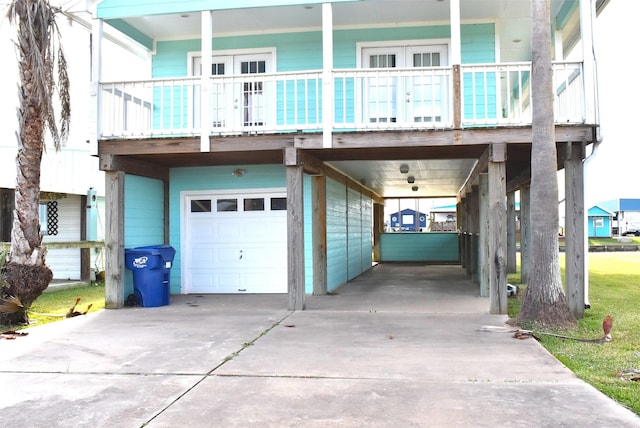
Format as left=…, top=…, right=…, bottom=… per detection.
left=0, top=295, right=27, bottom=315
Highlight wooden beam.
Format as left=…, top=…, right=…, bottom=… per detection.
left=322, top=164, right=383, bottom=204
left=312, top=175, right=327, bottom=295
left=506, top=191, right=517, bottom=273
left=488, top=151, right=507, bottom=314
left=100, top=154, right=170, bottom=181
left=565, top=142, right=586, bottom=318
left=287, top=163, right=305, bottom=310
left=478, top=173, right=489, bottom=297
left=99, top=134, right=294, bottom=155
left=295, top=125, right=595, bottom=150
left=458, top=146, right=489, bottom=200
left=520, top=183, right=531, bottom=285
left=80, top=195, right=90, bottom=282
left=453, top=64, right=462, bottom=129
left=105, top=171, right=125, bottom=309
left=373, top=202, right=384, bottom=261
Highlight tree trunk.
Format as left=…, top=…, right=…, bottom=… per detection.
left=516, top=0, right=575, bottom=327
left=0, top=0, right=59, bottom=326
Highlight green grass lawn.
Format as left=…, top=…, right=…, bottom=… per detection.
left=508, top=252, right=640, bottom=415
left=1, top=282, right=105, bottom=330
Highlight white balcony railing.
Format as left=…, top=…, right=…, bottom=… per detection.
left=98, top=62, right=586, bottom=139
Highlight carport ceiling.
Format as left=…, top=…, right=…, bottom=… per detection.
left=327, top=159, right=478, bottom=198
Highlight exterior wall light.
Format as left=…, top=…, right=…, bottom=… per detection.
left=412, top=186, right=419, bottom=191
left=407, top=176, right=415, bottom=183
left=399, top=164, right=409, bottom=173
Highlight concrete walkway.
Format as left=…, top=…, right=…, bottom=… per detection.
left=1, top=264, right=638, bottom=427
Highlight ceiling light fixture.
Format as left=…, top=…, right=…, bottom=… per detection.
left=412, top=186, right=419, bottom=192
left=232, top=168, right=246, bottom=177
left=407, top=176, right=415, bottom=184
left=399, top=164, right=409, bottom=174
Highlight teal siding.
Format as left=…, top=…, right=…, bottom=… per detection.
left=169, top=164, right=286, bottom=291
left=361, top=197, right=372, bottom=270
left=460, top=24, right=497, bottom=120
left=326, top=178, right=347, bottom=291
left=124, top=174, right=165, bottom=295
left=333, top=26, right=450, bottom=68
left=304, top=176, right=313, bottom=293
left=380, top=233, right=459, bottom=262
left=153, top=23, right=496, bottom=127
left=325, top=178, right=372, bottom=291
left=347, top=188, right=362, bottom=280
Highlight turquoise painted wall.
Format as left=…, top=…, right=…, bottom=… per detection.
left=152, top=23, right=496, bottom=126
left=325, top=178, right=372, bottom=291
left=347, top=187, right=362, bottom=280
left=153, top=24, right=494, bottom=75
left=588, top=216, right=612, bottom=238
left=361, top=197, right=373, bottom=270
left=124, top=174, right=165, bottom=296
left=304, top=176, right=313, bottom=293
left=380, top=232, right=459, bottom=262
left=326, top=178, right=347, bottom=291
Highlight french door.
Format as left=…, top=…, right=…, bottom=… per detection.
left=362, top=45, right=448, bottom=125
left=192, top=53, right=272, bottom=132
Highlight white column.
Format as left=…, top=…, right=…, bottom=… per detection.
left=449, top=0, right=461, bottom=65
left=322, top=3, right=334, bottom=148
left=580, top=0, right=598, bottom=124
left=90, top=18, right=103, bottom=155
left=200, top=11, right=213, bottom=152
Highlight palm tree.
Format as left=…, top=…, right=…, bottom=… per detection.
left=0, top=0, right=70, bottom=325
left=516, top=0, right=575, bottom=327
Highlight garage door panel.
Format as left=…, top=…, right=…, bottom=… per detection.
left=214, top=272, right=243, bottom=293
left=245, top=271, right=286, bottom=293
left=213, top=220, right=245, bottom=242
left=190, top=219, right=215, bottom=240
left=184, top=190, right=287, bottom=294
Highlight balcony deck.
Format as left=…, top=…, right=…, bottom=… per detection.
left=98, top=62, right=586, bottom=141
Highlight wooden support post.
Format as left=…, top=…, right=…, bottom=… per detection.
left=465, top=192, right=473, bottom=277
left=565, top=142, right=586, bottom=318
left=105, top=170, right=125, bottom=308
left=459, top=197, right=467, bottom=269
left=312, top=175, right=327, bottom=295
left=506, top=191, right=517, bottom=273
left=520, top=184, right=531, bottom=285
left=164, top=180, right=170, bottom=244
left=286, top=148, right=305, bottom=310
left=488, top=143, right=507, bottom=314
left=373, top=202, right=384, bottom=262
left=478, top=173, right=489, bottom=297
left=470, top=185, right=479, bottom=282
left=80, top=195, right=90, bottom=282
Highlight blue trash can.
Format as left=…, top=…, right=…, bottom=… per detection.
left=124, top=245, right=176, bottom=307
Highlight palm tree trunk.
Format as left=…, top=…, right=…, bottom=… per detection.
left=516, top=0, right=575, bottom=327
left=0, top=0, right=63, bottom=325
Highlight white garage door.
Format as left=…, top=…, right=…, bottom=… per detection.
left=183, top=189, right=287, bottom=294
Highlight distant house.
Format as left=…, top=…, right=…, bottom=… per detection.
left=598, top=198, right=640, bottom=236
left=389, top=209, right=427, bottom=231
left=428, top=204, right=457, bottom=232
left=587, top=205, right=613, bottom=238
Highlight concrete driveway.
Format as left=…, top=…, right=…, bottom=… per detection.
left=1, top=264, right=638, bottom=427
